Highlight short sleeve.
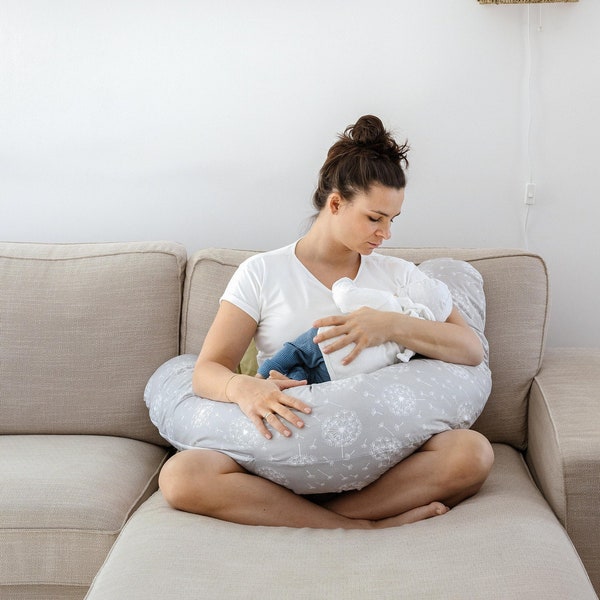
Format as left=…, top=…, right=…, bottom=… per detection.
left=220, top=256, right=263, bottom=323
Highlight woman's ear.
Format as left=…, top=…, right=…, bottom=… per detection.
left=328, top=192, right=343, bottom=215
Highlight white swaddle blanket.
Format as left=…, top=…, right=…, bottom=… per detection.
left=319, top=276, right=453, bottom=380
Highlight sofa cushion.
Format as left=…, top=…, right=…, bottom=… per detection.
left=0, top=241, right=186, bottom=445
left=0, top=435, right=169, bottom=589
left=181, top=248, right=549, bottom=449
left=84, top=445, right=597, bottom=600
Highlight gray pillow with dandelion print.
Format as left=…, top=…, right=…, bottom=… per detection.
left=145, top=258, right=491, bottom=495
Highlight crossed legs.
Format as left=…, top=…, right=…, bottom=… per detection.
left=159, top=429, right=494, bottom=530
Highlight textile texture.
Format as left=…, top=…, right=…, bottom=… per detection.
left=84, top=445, right=598, bottom=600
left=0, top=241, right=186, bottom=445
left=526, top=348, right=600, bottom=595
left=0, top=435, right=169, bottom=588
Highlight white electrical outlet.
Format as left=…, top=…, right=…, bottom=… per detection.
left=525, top=183, right=536, bottom=205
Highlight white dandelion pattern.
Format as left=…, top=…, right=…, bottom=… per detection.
left=255, top=466, right=289, bottom=487
left=190, top=402, right=215, bottom=428
left=382, top=384, right=418, bottom=416
left=227, top=417, right=263, bottom=446
left=370, top=436, right=404, bottom=464
left=321, top=410, right=362, bottom=447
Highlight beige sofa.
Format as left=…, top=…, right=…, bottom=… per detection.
left=1, top=241, right=599, bottom=600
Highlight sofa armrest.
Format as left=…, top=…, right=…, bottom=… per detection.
left=526, top=347, right=600, bottom=593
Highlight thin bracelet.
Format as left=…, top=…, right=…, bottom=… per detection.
left=224, top=373, right=240, bottom=402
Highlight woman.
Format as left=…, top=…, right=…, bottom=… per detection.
left=159, top=115, right=494, bottom=529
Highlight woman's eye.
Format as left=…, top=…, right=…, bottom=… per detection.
left=368, top=216, right=380, bottom=223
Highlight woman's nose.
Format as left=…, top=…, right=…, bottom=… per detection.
left=378, top=224, right=392, bottom=240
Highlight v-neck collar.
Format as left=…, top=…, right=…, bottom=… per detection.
left=291, top=239, right=364, bottom=291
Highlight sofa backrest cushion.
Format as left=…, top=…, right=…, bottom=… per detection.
left=1, top=241, right=186, bottom=445
left=181, top=248, right=549, bottom=449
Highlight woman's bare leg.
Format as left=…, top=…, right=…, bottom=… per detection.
left=159, top=449, right=446, bottom=529
left=159, top=429, right=493, bottom=529
left=322, top=429, right=494, bottom=520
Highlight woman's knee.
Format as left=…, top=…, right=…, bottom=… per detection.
left=439, top=429, right=494, bottom=491
left=159, top=450, right=236, bottom=513
left=159, top=452, right=196, bottom=510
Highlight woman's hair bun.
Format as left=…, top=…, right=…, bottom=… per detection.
left=343, top=114, right=409, bottom=168
left=346, top=114, right=387, bottom=146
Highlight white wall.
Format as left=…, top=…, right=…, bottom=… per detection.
left=1, top=0, right=598, bottom=348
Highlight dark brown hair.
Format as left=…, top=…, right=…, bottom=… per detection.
left=312, top=115, right=410, bottom=212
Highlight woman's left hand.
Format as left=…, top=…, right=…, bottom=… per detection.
left=312, top=307, right=394, bottom=365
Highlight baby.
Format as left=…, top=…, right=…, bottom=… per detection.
left=257, top=277, right=453, bottom=384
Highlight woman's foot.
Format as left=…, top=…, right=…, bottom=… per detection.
left=372, top=502, right=449, bottom=529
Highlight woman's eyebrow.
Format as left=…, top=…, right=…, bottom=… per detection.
left=371, top=210, right=402, bottom=218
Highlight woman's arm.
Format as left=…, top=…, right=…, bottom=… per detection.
left=194, top=301, right=311, bottom=439
left=313, top=306, right=484, bottom=367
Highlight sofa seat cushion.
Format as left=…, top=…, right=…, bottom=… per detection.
left=85, top=445, right=596, bottom=600
left=0, top=435, right=169, bottom=588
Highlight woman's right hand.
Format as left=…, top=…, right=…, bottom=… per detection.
left=228, top=373, right=311, bottom=440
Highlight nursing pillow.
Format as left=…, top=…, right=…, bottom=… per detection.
left=145, top=258, right=491, bottom=494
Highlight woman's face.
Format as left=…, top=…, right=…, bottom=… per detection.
left=333, top=183, right=405, bottom=255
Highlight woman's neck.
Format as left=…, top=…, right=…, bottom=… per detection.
left=295, top=224, right=361, bottom=288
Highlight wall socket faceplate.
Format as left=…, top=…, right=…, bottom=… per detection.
left=525, top=182, right=536, bottom=205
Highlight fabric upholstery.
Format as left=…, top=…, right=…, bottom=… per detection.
left=526, top=347, right=600, bottom=595
left=2, top=586, right=87, bottom=600
left=180, top=248, right=549, bottom=449
left=0, top=435, right=169, bottom=588
left=0, top=241, right=186, bottom=445
left=5, top=241, right=593, bottom=600
left=85, top=445, right=597, bottom=600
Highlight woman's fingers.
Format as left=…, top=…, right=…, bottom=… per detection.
left=263, top=410, right=292, bottom=439
left=249, top=412, right=274, bottom=440
left=313, top=307, right=390, bottom=362
left=269, top=371, right=308, bottom=389
left=253, top=403, right=306, bottom=440
left=268, top=372, right=312, bottom=414
left=312, top=315, right=347, bottom=336
left=263, top=391, right=312, bottom=436
left=236, top=377, right=312, bottom=439
left=317, top=331, right=352, bottom=354
left=313, top=326, right=361, bottom=360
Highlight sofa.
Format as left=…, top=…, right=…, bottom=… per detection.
left=1, top=240, right=598, bottom=600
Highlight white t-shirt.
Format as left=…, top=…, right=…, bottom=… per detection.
left=221, top=242, right=435, bottom=367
